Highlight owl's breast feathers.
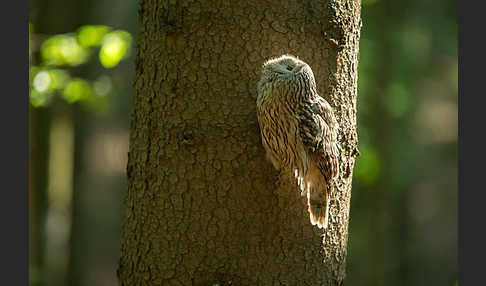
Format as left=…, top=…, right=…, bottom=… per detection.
left=297, top=96, right=340, bottom=181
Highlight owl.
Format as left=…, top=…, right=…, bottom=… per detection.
left=256, top=55, right=340, bottom=229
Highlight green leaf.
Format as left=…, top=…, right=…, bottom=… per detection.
left=30, top=67, right=71, bottom=92
left=99, top=31, right=132, bottom=68
left=30, top=89, right=53, bottom=107
left=77, top=25, right=112, bottom=48
left=32, top=70, right=52, bottom=93
left=48, top=69, right=71, bottom=90
left=63, top=78, right=93, bottom=103
left=41, top=34, right=89, bottom=66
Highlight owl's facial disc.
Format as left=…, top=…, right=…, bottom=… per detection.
left=279, top=59, right=299, bottom=72
left=260, top=55, right=305, bottom=86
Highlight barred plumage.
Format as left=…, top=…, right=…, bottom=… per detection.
left=256, top=55, right=340, bottom=229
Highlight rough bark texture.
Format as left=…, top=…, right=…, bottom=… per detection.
left=118, top=0, right=361, bottom=285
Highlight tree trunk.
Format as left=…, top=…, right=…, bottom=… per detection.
left=118, top=0, right=361, bottom=285
left=29, top=105, right=51, bottom=286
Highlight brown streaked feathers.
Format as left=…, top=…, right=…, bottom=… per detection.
left=256, top=55, right=340, bottom=229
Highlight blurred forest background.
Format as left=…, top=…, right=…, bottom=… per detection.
left=28, top=0, right=457, bottom=285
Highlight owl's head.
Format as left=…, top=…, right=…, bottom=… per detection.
left=258, top=54, right=316, bottom=96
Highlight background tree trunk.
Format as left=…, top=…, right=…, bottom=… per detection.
left=29, top=105, right=50, bottom=286
left=29, top=0, right=82, bottom=284
left=118, top=0, right=361, bottom=285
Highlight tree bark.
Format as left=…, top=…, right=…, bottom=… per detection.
left=118, top=0, right=361, bottom=285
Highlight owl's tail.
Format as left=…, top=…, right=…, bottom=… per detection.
left=305, top=166, right=330, bottom=229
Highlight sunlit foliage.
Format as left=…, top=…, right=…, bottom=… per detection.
left=63, top=78, right=93, bottom=103
left=77, top=25, right=111, bottom=48
left=99, top=31, right=132, bottom=68
left=30, top=68, right=71, bottom=107
left=41, top=34, right=89, bottom=66
left=29, top=24, right=132, bottom=109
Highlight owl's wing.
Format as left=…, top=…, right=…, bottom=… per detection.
left=298, top=96, right=340, bottom=181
